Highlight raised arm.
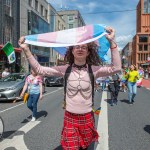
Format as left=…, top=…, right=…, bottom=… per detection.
left=18, top=37, right=67, bottom=77
left=92, top=27, right=121, bottom=78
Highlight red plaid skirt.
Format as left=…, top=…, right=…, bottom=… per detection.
left=61, top=111, right=99, bottom=150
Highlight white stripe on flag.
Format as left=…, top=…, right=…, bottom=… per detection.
left=56, top=28, right=77, bottom=44
left=25, top=32, right=107, bottom=47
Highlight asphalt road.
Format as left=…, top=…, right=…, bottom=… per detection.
left=0, top=86, right=150, bottom=150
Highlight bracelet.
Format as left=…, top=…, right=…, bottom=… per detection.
left=26, top=55, right=33, bottom=60
left=110, top=42, right=117, bottom=50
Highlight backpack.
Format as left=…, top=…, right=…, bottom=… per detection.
left=62, top=64, right=94, bottom=109
left=112, top=74, right=119, bottom=81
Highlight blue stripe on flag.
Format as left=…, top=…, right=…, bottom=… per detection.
left=25, top=34, right=38, bottom=41
left=93, top=25, right=110, bottom=62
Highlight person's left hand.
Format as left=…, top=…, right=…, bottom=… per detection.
left=105, top=26, right=115, bottom=41
left=40, top=95, right=43, bottom=100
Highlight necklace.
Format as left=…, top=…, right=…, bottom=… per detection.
left=72, top=63, right=87, bottom=70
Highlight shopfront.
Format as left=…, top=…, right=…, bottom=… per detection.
left=0, top=45, right=22, bottom=74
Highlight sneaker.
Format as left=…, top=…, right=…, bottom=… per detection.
left=123, top=89, right=126, bottom=92
left=31, top=117, right=36, bottom=121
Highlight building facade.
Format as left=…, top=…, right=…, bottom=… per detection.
left=0, top=0, right=21, bottom=73
left=132, top=0, right=150, bottom=68
left=57, top=10, right=85, bottom=29
left=55, top=10, right=85, bottom=65
left=20, top=0, right=50, bottom=72
left=48, top=4, right=66, bottom=66
left=122, top=42, right=133, bottom=67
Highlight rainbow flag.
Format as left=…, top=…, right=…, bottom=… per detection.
left=25, top=24, right=110, bottom=62
left=93, top=107, right=101, bottom=115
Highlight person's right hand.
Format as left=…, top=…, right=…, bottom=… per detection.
left=18, top=36, right=29, bottom=50
left=20, top=93, right=24, bottom=98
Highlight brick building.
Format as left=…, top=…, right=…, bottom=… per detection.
left=132, top=0, right=150, bottom=68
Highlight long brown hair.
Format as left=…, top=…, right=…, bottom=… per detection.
left=64, top=42, right=101, bottom=65
left=129, top=64, right=137, bottom=71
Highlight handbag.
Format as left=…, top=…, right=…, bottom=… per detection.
left=23, top=92, right=29, bottom=103
left=23, top=78, right=34, bottom=103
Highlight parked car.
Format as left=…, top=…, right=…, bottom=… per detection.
left=0, top=73, right=28, bottom=101
left=44, top=76, right=64, bottom=87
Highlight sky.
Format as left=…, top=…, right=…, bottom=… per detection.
left=47, top=0, right=140, bottom=50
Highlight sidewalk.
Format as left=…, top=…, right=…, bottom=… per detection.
left=142, top=78, right=150, bottom=89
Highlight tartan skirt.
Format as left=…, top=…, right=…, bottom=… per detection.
left=61, top=111, right=99, bottom=150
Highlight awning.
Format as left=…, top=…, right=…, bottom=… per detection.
left=141, top=62, right=150, bottom=66
left=0, top=45, right=22, bottom=53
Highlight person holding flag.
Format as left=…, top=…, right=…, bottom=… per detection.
left=18, top=26, right=121, bottom=150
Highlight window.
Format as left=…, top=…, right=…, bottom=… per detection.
left=144, top=0, right=150, bottom=14
left=4, top=26, right=12, bottom=43
left=68, top=15, right=74, bottom=21
left=35, top=0, right=38, bottom=11
left=146, top=54, right=148, bottom=60
left=50, top=10, right=55, bottom=32
left=4, top=0, right=12, bottom=16
left=139, top=35, right=148, bottom=42
left=52, top=49, right=54, bottom=57
left=141, top=54, right=143, bottom=61
left=58, top=20, right=60, bottom=30
left=28, top=0, right=32, bottom=7
left=41, top=5, right=43, bottom=16
left=144, top=0, right=148, bottom=13
left=144, top=45, right=148, bottom=51
left=139, top=45, right=143, bottom=51
left=45, top=9, right=48, bottom=20
left=61, top=15, right=63, bottom=19
left=138, top=54, right=140, bottom=61
left=149, top=0, right=150, bottom=13
left=69, top=24, right=73, bottom=29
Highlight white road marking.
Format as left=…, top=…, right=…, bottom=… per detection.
left=0, top=121, right=40, bottom=150
left=96, top=91, right=109, bottom=150
left=0, top=88, right=63, bottom=114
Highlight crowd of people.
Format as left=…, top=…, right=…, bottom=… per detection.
left=95, top=64, right=145, bottom=106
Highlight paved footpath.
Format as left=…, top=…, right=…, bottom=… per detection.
left=142, top=78, right=150, bottom=90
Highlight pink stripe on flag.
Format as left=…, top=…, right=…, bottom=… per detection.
left=37, top=32, right=57, bottom=43
left=76, top=25, right=93, bottom=43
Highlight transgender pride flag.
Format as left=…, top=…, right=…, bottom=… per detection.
left=25, top=24, right=110, bottom=62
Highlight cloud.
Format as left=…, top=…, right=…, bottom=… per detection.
left=75, top=2, right=98, bottom=12
left=47, top=0, right=139, bottom=49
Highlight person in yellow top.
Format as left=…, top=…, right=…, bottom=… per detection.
left=125, top=65, right=139, bottom=104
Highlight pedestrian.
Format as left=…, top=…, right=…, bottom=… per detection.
left=2, top=67, right=10, bottom=78
left=20, top=69, right=43, bottom=121
left=18, top=26, right=121, bottom=150
left=108, top=73, right=120, bottom=106
left=120, top=69, right=127, bottom=92
left=148, top=65, right=150, bottom=78
left=125, top=65, right=139, bottom=105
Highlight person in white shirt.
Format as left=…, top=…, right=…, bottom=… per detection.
left=2, top=68, right=10, bottom=78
